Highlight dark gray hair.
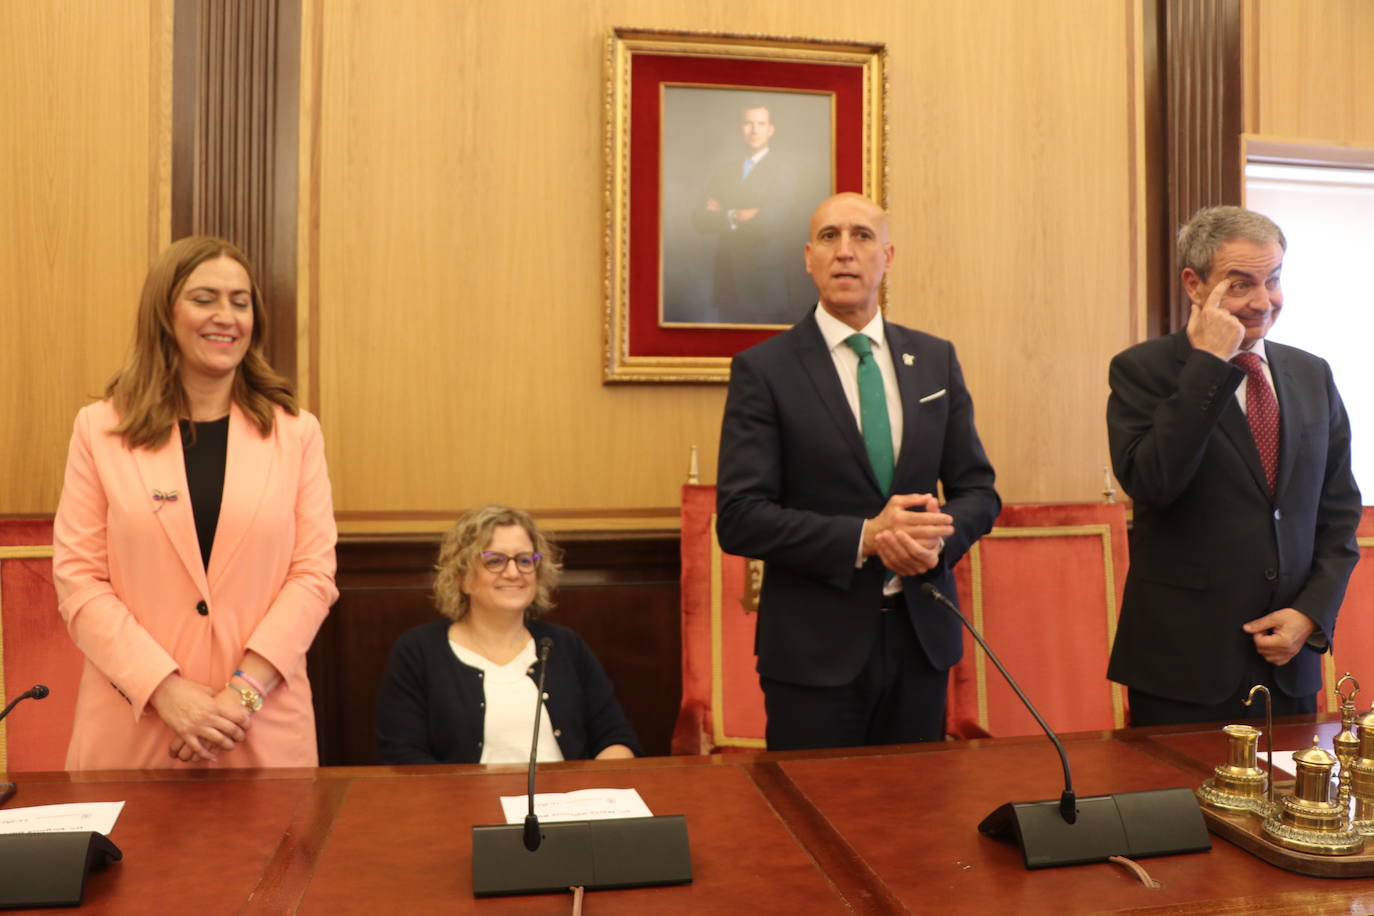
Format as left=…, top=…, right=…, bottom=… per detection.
left=1178, top=206, right=1286, bottom=280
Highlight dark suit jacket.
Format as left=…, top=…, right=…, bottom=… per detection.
left=1106, top=330, right=1361, bottom=703
left=692, top=151, right=805, bottom=323
left=716, top=312, right=1001, bottom=687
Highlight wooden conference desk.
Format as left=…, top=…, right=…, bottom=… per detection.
left=6, top=721, right=1374, bottom=915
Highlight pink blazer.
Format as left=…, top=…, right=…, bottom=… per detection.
left=53, top=400, right=338, bottom=769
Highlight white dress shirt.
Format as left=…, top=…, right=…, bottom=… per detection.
left=813, top=305, right=910, bottom=574
left=813, top=304, right=904, bottom=458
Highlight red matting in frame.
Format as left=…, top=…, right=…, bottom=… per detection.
left=629, top=54, right=866, bottom=358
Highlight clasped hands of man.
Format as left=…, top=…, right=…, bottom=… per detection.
left=1183, top=276, right=1315, bottom=667
left=865, top=493, right=952, bottom=577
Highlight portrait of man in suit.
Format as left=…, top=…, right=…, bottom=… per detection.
left=715, top=192, right=1001, bottom=750
left=659, top=89, right=830, bottom=326
left=1106, top=205, right=1361, bottom=727
left=688, top=102, right=805, bottom=325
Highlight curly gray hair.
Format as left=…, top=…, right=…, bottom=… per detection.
left=432, top=505, right=562, bottom=622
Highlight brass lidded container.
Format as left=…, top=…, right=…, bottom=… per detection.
left=1198, top=724, right=1269, bottom=813
left=1262, top=736, right=1364, bottom=856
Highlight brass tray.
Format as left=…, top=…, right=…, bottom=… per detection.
left=1200, top=801, right=1374, bottom=878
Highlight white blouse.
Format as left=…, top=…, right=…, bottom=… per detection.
left=449, top=637, right=564, bottom=764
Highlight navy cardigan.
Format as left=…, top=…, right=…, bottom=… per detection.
left=374, top=619, right=642, bottom=764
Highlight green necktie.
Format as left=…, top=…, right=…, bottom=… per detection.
left=844, top=333, right=894, bottom=494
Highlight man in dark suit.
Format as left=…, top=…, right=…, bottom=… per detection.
left=692, top=102, right=806, bottom=325
left=1107, top=205, right=1361, bottom=726
left=715, top=192, right=1001, bottom=750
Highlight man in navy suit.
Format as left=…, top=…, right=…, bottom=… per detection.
left=715, top=192, right=1000, bottom=750
left=1107, top=205, right=1361, bottom=726
left=692, top=102, right=806, bottom=325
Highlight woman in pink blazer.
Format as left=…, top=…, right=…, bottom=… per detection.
left=53, top=237, right=338, bottom=770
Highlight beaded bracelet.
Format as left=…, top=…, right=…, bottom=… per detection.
left=234, top=669, right=269, bottom=697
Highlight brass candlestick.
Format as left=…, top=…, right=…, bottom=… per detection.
left=1262, top=735, right=1364, bottom=856
left=1335, top=674, right=1361, bottom=813
left=1248, top=684, right=1276, bottom=812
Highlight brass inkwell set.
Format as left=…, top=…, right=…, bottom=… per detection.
left=1196, top=676, right=1374, bottom=874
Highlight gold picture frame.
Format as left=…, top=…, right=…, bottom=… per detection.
left=604, top=28, right=887, bottom=383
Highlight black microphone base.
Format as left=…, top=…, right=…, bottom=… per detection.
left=979, top=787, right=1210, bottom=869
left=0, top=831, right=123, bottom=908
left=471, top=814, right=692, bottom=897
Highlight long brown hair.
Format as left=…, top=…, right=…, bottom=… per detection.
left=105, top=236, right=297, bottom=448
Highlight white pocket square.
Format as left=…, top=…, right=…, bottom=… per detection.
left=918, top=389, right=947, bottom=404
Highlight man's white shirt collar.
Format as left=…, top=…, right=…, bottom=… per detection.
left=815, top=303, right=887, bottom=355
left=1242, top=339, right=1269, bottom=363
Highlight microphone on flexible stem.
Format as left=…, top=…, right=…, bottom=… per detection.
left=2, top=687, right=53, bottom=808
left=919, top=583, right=1210, bottom=869
left=918, top=585, right=1077, bottom=823
left=523, top=637, right=554, bottom=851
left=0, top=681, right=123, bottom=909
left=0, top=684, right=49, bottom=723
left=469, top=634, right=693, bottom=898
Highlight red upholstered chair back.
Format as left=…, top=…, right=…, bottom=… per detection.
left=1, top=520, right=81, bottom=772
left=948, top=503, right=1129, bottom=739
left=673, top=485, right=767, bottom=754
left=1319, top=506, right=1374, bottom=714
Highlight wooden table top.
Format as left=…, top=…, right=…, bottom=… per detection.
left=6, top=720, right=1374, bottom=915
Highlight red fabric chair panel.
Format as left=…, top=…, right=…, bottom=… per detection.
left=1319, top=506, right=1374, bottom=714
left=949, top=504, right=1129, bottom=739
left=673, top=485, right=766, bottom=754
left=1, top=519, right=81, bottom=772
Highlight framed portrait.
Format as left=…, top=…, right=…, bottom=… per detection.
left=604, top=28, right=887, bottom=383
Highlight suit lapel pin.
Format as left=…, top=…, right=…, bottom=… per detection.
left=152, top=488, right=179, bottom=513
left=902, top=353, right=915, bottom=366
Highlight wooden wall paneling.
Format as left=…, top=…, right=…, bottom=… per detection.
left=1162, top=0, right=1244, bottom=333
left=890, top=1, right=1136, bottom=503
left=172, top=0, right=300, bottom=382
left=1248, top=0, right=1374, bottom=146
left=315, top=534, right=681, bottom=766
left=17, top=1, right=1374, bottom=518
left=310, top=539, right=437, bottom=766
left=309, top=1, right=726, bottom=519
left=312, top=589, right=431, bottom=766
left=545, top=535, right=682, bottom=760
left=0, top=1, right=169, bottom=514
left=303, top=0, right=1141, bottom=519
left=1138, top=0, right=1169, bottom=343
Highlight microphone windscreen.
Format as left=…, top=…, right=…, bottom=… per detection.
left=523, top=814, right=542, bottom=851
left=31, top=684, right=50, bottom=700
left=537, top=636, right=553, bottom=651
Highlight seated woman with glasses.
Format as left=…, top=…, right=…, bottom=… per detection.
left=375, top=505, right=641, bottom=764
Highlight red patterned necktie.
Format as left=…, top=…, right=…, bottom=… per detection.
left=1232, top=352, right=1279, bottom=495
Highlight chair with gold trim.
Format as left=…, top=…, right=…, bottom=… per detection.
left=672, top=485, right=767, bottom=754
left=947, top=503, right=1129, bottom=739
left=1, top=520, right=82, bottom=772
left=1318, top=506, right=1374, bottom=713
